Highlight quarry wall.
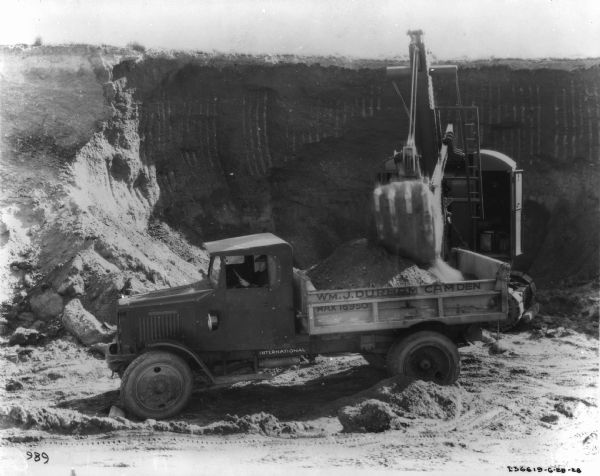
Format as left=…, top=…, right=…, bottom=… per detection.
left=1, top=46, right=599, bottom=298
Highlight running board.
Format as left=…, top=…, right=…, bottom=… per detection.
left=212, top=373, right=274, bottom=387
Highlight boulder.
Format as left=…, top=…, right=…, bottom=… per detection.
left=30, top=320, right=46, bottom=331
left=5, top=379, right=24, bottom=391
left=109, top=405, right=126, bottom=419
left=57, top=274, right=85, bottom=297
left=17, top=312, right=36, bottom=325
left=8, top=327, right=44, bottom=346
left=338, top=399, right=397, bottom=433
left=488, top=341, right=509, bottom=355
left=29, top=290, right=64, bottom=320
left=62, top=299, right=115, bottom=346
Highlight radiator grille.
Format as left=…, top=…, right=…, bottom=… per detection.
left=139, top=311, right=181, bottom=342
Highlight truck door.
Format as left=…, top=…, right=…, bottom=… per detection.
left=511, top=169, right=523, bottom=258
left=219, top=254, right=287, bottom=350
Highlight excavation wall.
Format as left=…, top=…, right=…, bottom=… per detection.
left=1, top=47, right=599, bottom=318
left=118, top=54, right=600, bottom=284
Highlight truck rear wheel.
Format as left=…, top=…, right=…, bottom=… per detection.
left=120, top=350, right=193, bottom=420
left=386, top=331, right=460, bottom=384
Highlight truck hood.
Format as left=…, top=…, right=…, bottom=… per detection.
left=118, top=280, right=213, bottom=307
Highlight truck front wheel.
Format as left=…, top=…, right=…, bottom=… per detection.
left=120, top=350, right=193, bottom=420
left=386, top=331, right=460, bottom=384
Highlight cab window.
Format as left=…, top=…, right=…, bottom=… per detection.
left=224, top=254, right=274, bottom=289
left=208, top=256, right=222, bottom=287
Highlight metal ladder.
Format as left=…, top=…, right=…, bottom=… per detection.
left=436, top=105, right=485, bottom=249
left=460, top=106, right=484, bottom=224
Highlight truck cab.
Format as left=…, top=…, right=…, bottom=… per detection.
left=108, top=233, right=298, bottom=370
left=203, top=233, right=296, bottom=351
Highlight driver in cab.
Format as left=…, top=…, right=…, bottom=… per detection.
left=233, top=255, right=269, bottom=288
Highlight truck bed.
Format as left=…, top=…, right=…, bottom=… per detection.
left=294, top=249, right=510, bottom=335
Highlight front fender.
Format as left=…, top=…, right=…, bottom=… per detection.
left=146, top=340, right=215, bottom=384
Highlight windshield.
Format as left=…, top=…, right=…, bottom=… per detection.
left=208, top=256, right=222, bottom=287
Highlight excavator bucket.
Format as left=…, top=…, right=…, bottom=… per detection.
left=373, top=180, right=443, bottom=265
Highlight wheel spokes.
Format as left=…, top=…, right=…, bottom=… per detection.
left=135, top=364, right=185, bottom=411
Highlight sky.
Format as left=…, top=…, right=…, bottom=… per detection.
left=1, top=0, right=599, bottom=59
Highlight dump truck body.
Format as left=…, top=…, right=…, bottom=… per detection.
left=297, top=248, right=509, bottom=336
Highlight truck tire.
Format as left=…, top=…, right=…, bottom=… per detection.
left=386, top=331, right=460, bottom=384
left=120, top=350, right=193, bottom=420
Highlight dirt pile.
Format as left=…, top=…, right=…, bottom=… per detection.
left=204, top=413, right=302, bottom=436
left=307, top=238, right=437, bottom=289
left=337, top=376, right=463, bottom=433
left=0, top=404, right=134, bottom=434
left=0, top=402, right=306, bottom=438
left=527, top=280, right=599, bottom=335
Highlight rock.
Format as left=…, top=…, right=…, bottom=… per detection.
left=8, top=327, right=44, bottom=346
left=488, top=341, right=509, bottom=355
left=62, top=334, right=77, bottom=343
left=5, top=379, right=24, bottom=391
left=540, top=414, right=559, bottom=424
left=17, top=312, right=36, bottom=324
left=31, top=320, right=46, bottom=331
left=22, top=274, right=34, bottom=288
left=109, top=405, right=126, bottom=419
left=46, top=372, right=64, bottom=381
left=29, top=290, right=64, bottom=320
left=338, top=399, right=397, bottom=433
left=62, top=299, right=115, bottom=345
left=17, top=348, right=34, bottom=359
left=554, top=402, right=574, bottom=418
left=71, top=255, right=84, bottom=274
left=57, top=274, right=85, bottom=297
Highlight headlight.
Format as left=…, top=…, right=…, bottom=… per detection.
left=207, top=312, right=219, bottom=331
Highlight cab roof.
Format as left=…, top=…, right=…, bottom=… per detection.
left=204, top=233, right=291, bottom=256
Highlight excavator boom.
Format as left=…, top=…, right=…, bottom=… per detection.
left=373, top=31, right=445, bottom=264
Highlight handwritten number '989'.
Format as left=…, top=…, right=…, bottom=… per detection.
left=26, top=451, right=49, bottom=464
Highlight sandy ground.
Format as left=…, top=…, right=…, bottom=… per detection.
left=0, top=320, right=598, bottom=476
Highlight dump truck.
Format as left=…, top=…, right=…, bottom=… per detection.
left=107, top=232, right=513, bottom=419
